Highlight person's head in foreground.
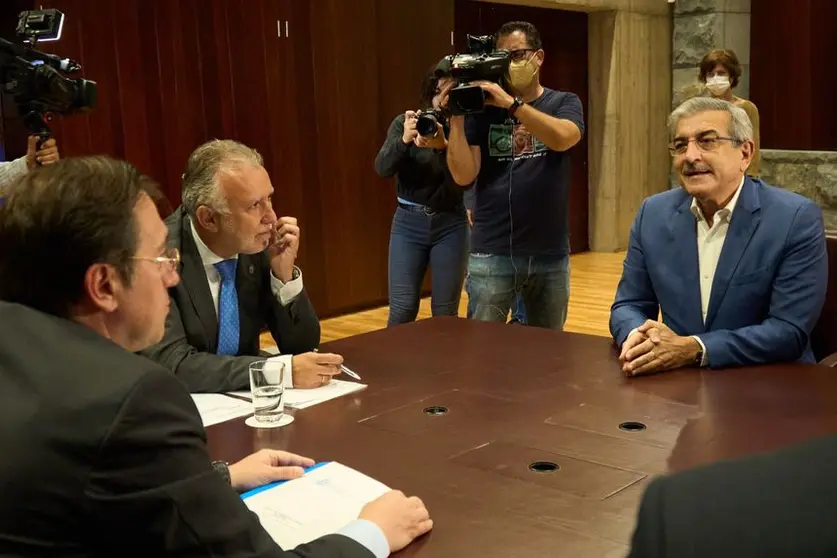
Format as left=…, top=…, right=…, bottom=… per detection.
left=181, top=139, right=278, bottom=259
left=0, top=156, right=179, bottom=352
left=668, top=96, right=753, bottom=213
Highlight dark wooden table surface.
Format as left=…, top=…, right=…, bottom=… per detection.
left=207, top=317, right=837, bottom=557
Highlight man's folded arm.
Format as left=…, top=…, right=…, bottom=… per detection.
left=138, top=299, right=256, bottom=392
left=610, top=199, right=660, bottom=347
left=87, top=365, right=376, bottom=557
left=697, top=201, right=828, bottom=368
left=263, top=261, right=321, bottom=354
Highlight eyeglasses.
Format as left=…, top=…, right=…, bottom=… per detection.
left=508, top=48, right=535, bottom=62
left=668, top=135, right=741, bottom=156
left=131, top=247, right=180, bottom=275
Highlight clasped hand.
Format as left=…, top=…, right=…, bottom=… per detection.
left=619, top=320, right=701, bottom=376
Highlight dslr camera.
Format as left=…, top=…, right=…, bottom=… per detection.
left=416, top=109, right=446, bottom=137
left=436, top=34, right=510, bottom=116
left=0, top=9, right=97, bottom=141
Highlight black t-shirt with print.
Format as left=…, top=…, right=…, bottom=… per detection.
left=465, top=87, right=584, bottom=257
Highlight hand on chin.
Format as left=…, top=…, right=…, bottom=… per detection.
left=253, top=231, right=273, bottom=251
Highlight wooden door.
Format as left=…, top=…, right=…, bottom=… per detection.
left=454, top=0, right=590, bottom=253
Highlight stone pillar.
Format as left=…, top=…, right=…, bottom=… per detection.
left=588, top=10, right=672, bottom=251
left=672, top=0, right=751, bottom=107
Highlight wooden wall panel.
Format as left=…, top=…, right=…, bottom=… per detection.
left=0, top=0, right=456, bottom=317
left=374, top=0, right=455, bottom=297
left=309, top=0, right=379, bottom=314
left=111, top=0, right=153, bottom=177
left=279, top=0, right=329, bottom=309
left=809, top=2, right=837, bottom=151
left=454, top=0, right=590, bottom=253
left=750, top=0, right=837, bottom=150
left=306, top=0, right=456, bottom=314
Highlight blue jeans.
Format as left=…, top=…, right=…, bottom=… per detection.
left=466, top=253, right=570, bottom=330
left=388, top=206, right=469, bottom=326
left=465, top=281, right=526, bottom=323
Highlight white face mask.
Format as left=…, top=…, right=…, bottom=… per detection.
left=705, top=75, right=731, bottom=95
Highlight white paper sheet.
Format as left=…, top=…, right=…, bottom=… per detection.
left=228, top=379, right=366, bottom=410
left=242, top=462, right=390, bottom=550
left=190, top=393, right=253, bottom=426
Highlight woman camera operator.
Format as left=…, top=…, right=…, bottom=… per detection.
left=374, top=66, right=468, bottom=326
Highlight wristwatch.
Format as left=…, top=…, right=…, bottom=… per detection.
left=212, top=460, right=232, bottom=485
left=694, top=347, right=704, bottom=367
left=508, top=97, right=523, bottom=116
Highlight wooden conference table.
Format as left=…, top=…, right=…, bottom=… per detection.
left=207, top=317, right=837, bottom=557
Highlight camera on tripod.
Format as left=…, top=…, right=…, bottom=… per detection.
left=0, top=9, right=97, bottom=141
left=436, top=34, right=510, bottom=116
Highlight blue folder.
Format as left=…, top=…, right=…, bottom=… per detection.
left=240, top=461, right=331, bottom=500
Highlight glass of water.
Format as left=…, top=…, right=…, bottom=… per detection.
left=249, top=360, right=285, bottom=423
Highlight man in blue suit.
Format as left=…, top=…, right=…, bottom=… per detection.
left=611, top=97, right=827, bottom=376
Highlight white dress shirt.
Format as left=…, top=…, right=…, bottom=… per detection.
left=190, top=218, right=304, bottom=388
left=689, top=176, right=745, bottom=365
left=691, top=177, right=745, bottom=323
left=0, top=157, right=29, bottom=191
left=626, top=177, right=745, bottom=366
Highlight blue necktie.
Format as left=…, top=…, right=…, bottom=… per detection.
left=214, top=259, right=239, bottom=356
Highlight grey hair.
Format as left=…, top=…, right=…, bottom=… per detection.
left=181, top=139, right=264, bottom=216
left=668, top=97, right=754, bottom=143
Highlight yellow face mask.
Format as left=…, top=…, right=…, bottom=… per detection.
left=508, top=54, right=538, bottom=90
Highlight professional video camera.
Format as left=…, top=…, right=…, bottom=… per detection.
left=436, top=34, right=510, bottom=116
left=0, top=9, right=97, bottom=142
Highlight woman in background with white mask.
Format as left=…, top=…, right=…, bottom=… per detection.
left=698, top=49, right=761, bottom=176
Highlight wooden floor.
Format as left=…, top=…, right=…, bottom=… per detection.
left=263, top=251, right=626, bottom=346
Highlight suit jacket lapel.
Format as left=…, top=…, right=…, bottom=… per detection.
left=236, top=253, right=262, bottom=352
left=668, top=195, right=705, bottom=333
left=705, top=177, right=762, bottom=329
left=178, top=213, right=220, bottom=351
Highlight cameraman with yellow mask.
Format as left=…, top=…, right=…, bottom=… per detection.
left=446, top=21, right=584, bottom=330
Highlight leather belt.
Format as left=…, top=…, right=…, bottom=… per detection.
left=398, top=202, right=436, bottom=216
